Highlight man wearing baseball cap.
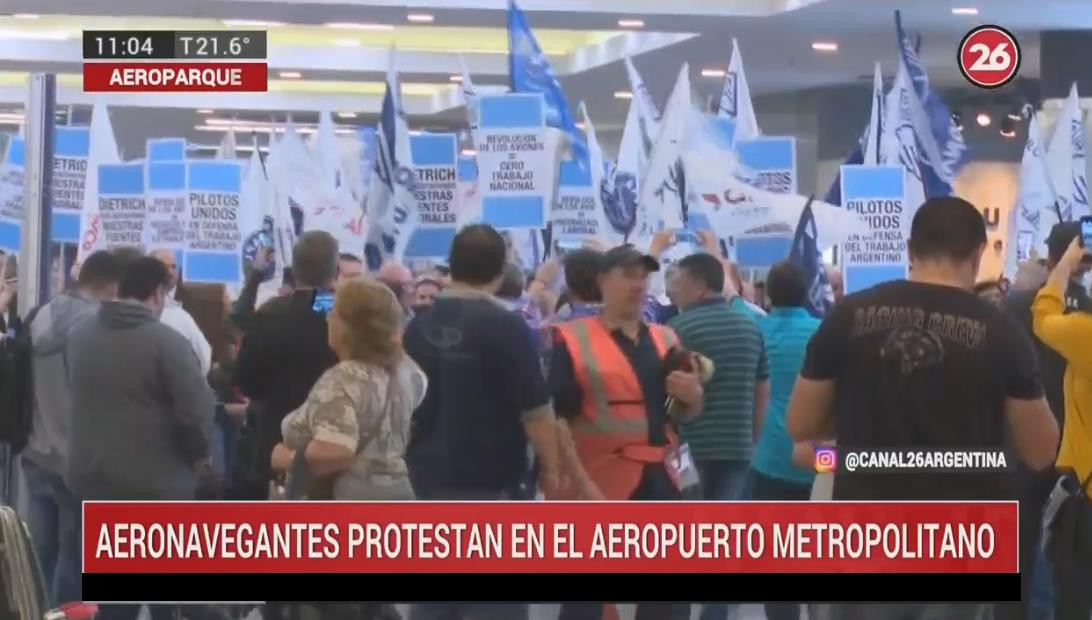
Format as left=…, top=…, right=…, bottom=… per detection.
left=550, top=245, right=707, bottom=620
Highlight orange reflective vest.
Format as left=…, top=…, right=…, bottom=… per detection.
left=552, top=317, right=679, bottom=501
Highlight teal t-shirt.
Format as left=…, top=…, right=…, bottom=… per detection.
left=752, top=306, right=821, bottom=485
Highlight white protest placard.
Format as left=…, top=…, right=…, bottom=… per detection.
left=96, top=163, right=147, bottom=249
left=733, top=136, right=797, bottom=267
left=185, top=161, right=243, bottom=285
left=551, top=158, right=605, bottom=249
left=475, top=93, right=552, bottom=230
left=404, top=133, right=458, bottom=259
left=52, top=126, right=90, bottom=243
left=145, top=161, right=187, bottom=251
left=840, top=165, right=908, bottom=294
left=0, top=137, right=24, bottom=252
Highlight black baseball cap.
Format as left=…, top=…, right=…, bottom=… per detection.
left=1046, top=221, right=1092, bottom=264
left=599, top=245, right=660, bottom=274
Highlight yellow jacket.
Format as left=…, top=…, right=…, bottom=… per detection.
left=1032, top=281, right=1092, bottom=484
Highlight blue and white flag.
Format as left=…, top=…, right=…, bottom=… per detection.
left=1012, top=111, right=1057, bottom=270
left=1046, top=82, right=1088, bottom=222
left=640, top=64, right=691, bottom=232
left=508, top=0, right=584, bottom=161
left=821, top=63, right=881, bottom=205
left=718, top=38, right=760, bottom=142
left=894, top=10, right=967, bottom=196
left=364, top=52, right=418, bottom=271
left=608, top=96, right=646, bottom=244
left=789, top=197, right=834, bottom=318
left=77, top=100, right=121, bottom=259
left=624, top=57, right=662, bottom=171
left=879, top=58, right=926, bottom=213
left=459, top=54, right=478, bottom=133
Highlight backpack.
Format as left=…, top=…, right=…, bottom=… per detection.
left=0, top=306, right=43, bottom=453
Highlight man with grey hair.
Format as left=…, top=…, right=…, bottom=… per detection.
left=235, top=231, right=340, bottom=489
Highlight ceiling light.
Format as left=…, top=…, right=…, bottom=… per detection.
left=1000, top=116, right=1017, bottom=137
left=1006, top=111, right=1023, bottom=121
left=976, top=112, right=991, bottom=127
left=407, top=13, right=434, bottom=23
left=332, top=38, right=361, bottom=47
left=951, top=7, right=979, bottom=15
left=701, top=68, right=727, bottom=79
left=324, top=22, right=395, bottom=31
left=196, top=109, right=215, bottom=115
left=811, top=41, right=839, bottom=52
left=618, top=19, right=645, bottom=28
left=337, top=112, right=357, bottom=119
left=1000, top=129, right=1016, bottom=138
left=449, top=75, right=463, bottom=83
left=614, top=91, right=633, bottom=100
left=278, top=71, right=302, bottom=79
left=221, top=19, right=285, bottom=27
left=11, top=14, right=39, bottom=19
left=461, top=149, right=477, bottom=157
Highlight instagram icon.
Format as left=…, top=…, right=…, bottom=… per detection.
left=814, top=446, right=837, bottom=473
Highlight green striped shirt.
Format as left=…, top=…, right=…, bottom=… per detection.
left=669, top=297, right=769, bottom=461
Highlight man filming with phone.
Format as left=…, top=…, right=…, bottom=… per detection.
left=235, top=231, right=339, bottom=492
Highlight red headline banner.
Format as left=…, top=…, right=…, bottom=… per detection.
left=83, top=501, right=1017, bottom=574
left=83, top=62, right=268, bottom=92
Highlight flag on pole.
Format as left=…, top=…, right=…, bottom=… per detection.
left=822, top=62, right=882, bottom=205
left=640, top=64, right=692, bottom=232
left=76, top=99, right=121, bottom=261
left=458, top=54, right=478, bottom=133
left=1045, top=82, right=1088, bottom=222
left=508, top=0, right=585, bottom=161
left=894, top=10, right=967, bottom=197
left=1010, top=110, right=1058, bottom=272
left=363, top=51, right=418, bottom=271
left=624, top=57, right=662, bottom=171
left=788, top=197, right=834, bottom=318
left=879, top=58, right=926, bottom=213
left=607, top=97, right=646, bottom=244
left=718, top=38, right=760, bottom=142
left=216, top=129, right=237, bottom=160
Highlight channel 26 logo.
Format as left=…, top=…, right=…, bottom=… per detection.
left=814, top=446, right=837, bottom=473
left=958, top=25, right=1021, bottom=89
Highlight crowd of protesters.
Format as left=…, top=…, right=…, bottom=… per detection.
left=2, top=195, right=1090, bottom=620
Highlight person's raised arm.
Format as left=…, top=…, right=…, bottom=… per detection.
left=1034, top=237, right=1092, bottom=375
left=230, top=248, right=271, bottom=331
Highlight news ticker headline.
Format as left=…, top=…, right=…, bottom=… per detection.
left=84, top=501, right=1016, bottom=574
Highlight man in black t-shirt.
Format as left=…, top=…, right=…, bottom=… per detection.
left=787, top=197, right=1060, bottom=619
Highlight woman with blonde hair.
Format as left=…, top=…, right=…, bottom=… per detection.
left=272, top=277, right=426, bottom=500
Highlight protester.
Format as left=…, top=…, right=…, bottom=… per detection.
left=377, top=261, right=415, bottom=317
left=669, top=252, right=769, bottom=503
left=404, top=224, right=567, bottom=620
left=336, top=252, right=364, bottom=288
left=273, top=277, right=426, bottom=500
left=1030, top=236, right=1092, bottom=619
left=410, top=277, right=442, bottom=313
left=150, top=248, right=213, bottom=376
left=1001, top=222, right=1087, bottom=620
left=66, top=256, right=214, bottom=501
left=825, top=264, right=844, bottom=304
left=750, top=260, right=821, bottom=620
left=230, top=245, right=274, bottom=332
left=23, top=250, right=120, bottom=607
left=550, top=244, right=705, bottom=620
left=184, top=283, right=243, bottom=496
left=788, top=197, right=1059, bottom=620
left=553, top=248, right=602, bottom=322
left=234, top=231, right=340, bottom=493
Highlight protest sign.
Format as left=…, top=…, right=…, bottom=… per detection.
left=0, top=137, right=24, bottom=252
left=185, top=161, right=243, bottom=284
left=97, top=163, right=147, bottom=249
left=551, top=158, right=605, bottom=249
left=476, top=93, right=553, bottom=230
left=404, top=133, right=458, bottom=259
left=733, top=136, right=797, bottom=267
left=148, top=138, right=186, bottom=162
left=145, top=162, right=187, bottom=250
left=840, top=165, right=908, bottom=294
left=51, top=126, right=90, bottom=243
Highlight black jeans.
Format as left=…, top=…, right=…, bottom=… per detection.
left=559, top=466, right=690, bottom=620
left=750, top=471, right=812, bottom=620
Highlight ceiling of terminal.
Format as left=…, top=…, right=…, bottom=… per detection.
left=0, top=0, right=1087, bottom=147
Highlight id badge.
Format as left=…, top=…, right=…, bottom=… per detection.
left=664, top=443, right=700, bottom=492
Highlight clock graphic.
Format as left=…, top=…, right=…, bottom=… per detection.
left=241, top=215, right=277, bottom=282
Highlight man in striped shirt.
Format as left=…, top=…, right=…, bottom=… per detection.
left=668, top=252, right=770, bottom=500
